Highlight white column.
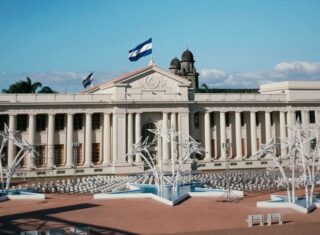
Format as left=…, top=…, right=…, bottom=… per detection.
left=28, top=114, right=36, bottom=169
left=235, top=112, right=242, bottom=160
left=84, top=113, right=92, bottom=166
left=171, top=112, right=177, bottom=160
left=250, top=111, right=257, bottom=157
left=220, top=112, right=226, bottom=160
left=204, top=112, right=211, bottom=160
left=127, top=113, right=133, bottom=164
left=135, top=113, right=141, bottom=163
left=287, top=110, right=295, bottom=145
left=102, top=113, right=111, bottom=165
left=47, top=114, right=55, bottom=168
left=302, top=110, right=310, bottom=153
left=66, top=113, right=74, bottom=167
left=162, top=112, right=169, bottom=161
left=279, top=111, right=286, bottom=157
left=178, top=111, right=190, bottom=159
left=265, top=111, right=271, bottom=143
left=302, top=110, right=308, bottom=125
left=8, top=114, right=16, bottom=168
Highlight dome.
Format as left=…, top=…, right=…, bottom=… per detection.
left=181, top=49, right=194, bottom=62
left=169, top=57, right=181, bottom=69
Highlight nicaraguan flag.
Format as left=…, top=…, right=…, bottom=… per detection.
left=128, top=38, right=152, bottom=62
left=82, top=72, right=93, bottom=88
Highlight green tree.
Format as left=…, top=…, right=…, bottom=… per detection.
left=2, top=77, right=56, bottom=93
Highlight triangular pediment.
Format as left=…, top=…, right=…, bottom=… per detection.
left=83, top=65, right=191, bottom=94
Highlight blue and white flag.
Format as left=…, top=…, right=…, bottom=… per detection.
left=82, top=72, right=93, bottom=88
left=128, top=38, right=152, bottom=62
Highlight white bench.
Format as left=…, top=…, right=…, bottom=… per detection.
left=267, top=213, right=283, bottom=225
left=246, top=214, right=264, bottom=227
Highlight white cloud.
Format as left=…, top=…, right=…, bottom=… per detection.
left=274, top=61, right=320, bottom=74
left=200, top=61, right=320, bottom=88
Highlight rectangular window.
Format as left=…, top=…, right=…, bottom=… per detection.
left=210, top=113, right=215, bottom=127
left=75, top=143, right=83, bottom=165
left=35, top=145, right=46, bottom=167
left=194, top=113, right=200, bottom=128
left=241, top=138, right=246, bottom=157
left=17, top=114, right=27, bottom=131
left=226, top=139, right=231, bottom=157
left=295, top=111, right=302, bottom=122
left=211, top=139, right=215, bottom=158
left=92, top=143, right=100, bottom=164
left=0, top=115, right=8, bottom=131
left=309, top=111, right=316, bottom=124
left=246, top=162, right=253, bottom=165
left=54, top=144, right=64, bottom=166
left=92, top=113, right=101, bottom=130
left=256, top=138, right=260, bottom=151
left=74, top=114, right=83, bottom=130
left=255, top=112, right=259, bottom=126
left=226, top=112, right=230, bottom=126
left=241, top=113, right=245, bottom=126
left=55, top=114, right=65, bottom=131
left=36, top=114, right=47, bottom=131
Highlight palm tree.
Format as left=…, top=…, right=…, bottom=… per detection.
left=2, top=77, right=56, bottom=93
left=38, top=86, right=55, bottom=93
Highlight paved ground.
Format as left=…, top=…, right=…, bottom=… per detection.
left=1, top=188, right=320, bottom=235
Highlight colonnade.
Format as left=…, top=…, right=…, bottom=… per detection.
left=192, top=110, right=317, bottom=161
left=2, top=108, right=318, bottom=170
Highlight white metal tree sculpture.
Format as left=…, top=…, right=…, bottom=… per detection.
left=0, top=124, right=38, bottom=195
left=254, top=119, right=320, bottom=207
left=126, top=124, right=205, bottom=190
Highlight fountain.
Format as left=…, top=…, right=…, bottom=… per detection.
left=94, top=125, right=243, bottom=205
left=0, top=124, right=45, bottom=201
left=256, top=120, right=320, bottom=213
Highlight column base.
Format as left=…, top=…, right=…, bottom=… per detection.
left=234, top=156, right=243, bottom=160
left=65, top=164, right=75, bottom=168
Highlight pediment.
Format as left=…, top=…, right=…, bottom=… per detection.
left=84, top=65, right=191, bottom=94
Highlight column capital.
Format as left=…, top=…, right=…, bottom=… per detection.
left=85, top=112, right=93, bottom=116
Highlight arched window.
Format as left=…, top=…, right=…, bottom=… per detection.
left=141, top=122, right=157, bottom=144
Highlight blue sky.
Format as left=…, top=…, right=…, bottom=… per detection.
left=1, top=0, right=320, bottom=92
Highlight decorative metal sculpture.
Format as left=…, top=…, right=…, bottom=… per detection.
left=0, top=124, right=38, bottom=196
left=126, top=124, right=205, bottom=190
left=254, top=119, right=320, bottom=207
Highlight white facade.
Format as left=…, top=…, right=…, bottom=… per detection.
left=1, top=65, right=320, bottom=177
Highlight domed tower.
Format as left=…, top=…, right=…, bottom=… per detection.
left=169, top=57, right=181, bottom=74
left=180, top=49, right=199, bottom=89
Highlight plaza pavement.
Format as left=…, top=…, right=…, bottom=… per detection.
left=0, top=188, right=320, bottom=234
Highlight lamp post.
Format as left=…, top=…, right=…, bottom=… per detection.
left=73, top=141, right=80, bottom=183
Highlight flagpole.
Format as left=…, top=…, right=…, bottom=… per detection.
left=149, top=37, right=154, bottom=65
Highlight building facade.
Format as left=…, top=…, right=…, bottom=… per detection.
left=1, top=50, right=320, bottom=177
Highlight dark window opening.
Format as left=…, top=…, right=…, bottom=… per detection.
left=74, top=114, right=83, bottom=130
left=92, top=113, right=101, bottom=130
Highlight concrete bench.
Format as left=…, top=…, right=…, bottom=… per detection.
left=267, top=213, right=283, bottom=225
left=246, top=214, right=264, bottom=227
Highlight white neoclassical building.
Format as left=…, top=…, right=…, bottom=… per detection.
left=1, top=50, right=320, bottom=177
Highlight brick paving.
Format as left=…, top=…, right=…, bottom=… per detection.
left=0, top=189, right=320, bottom=234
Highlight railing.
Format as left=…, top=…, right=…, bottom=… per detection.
left=0, top=94, right=113, bottom=103
left=0, top=92, right=286, bottom=104
left=194, top=93, right=286, bottom=102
